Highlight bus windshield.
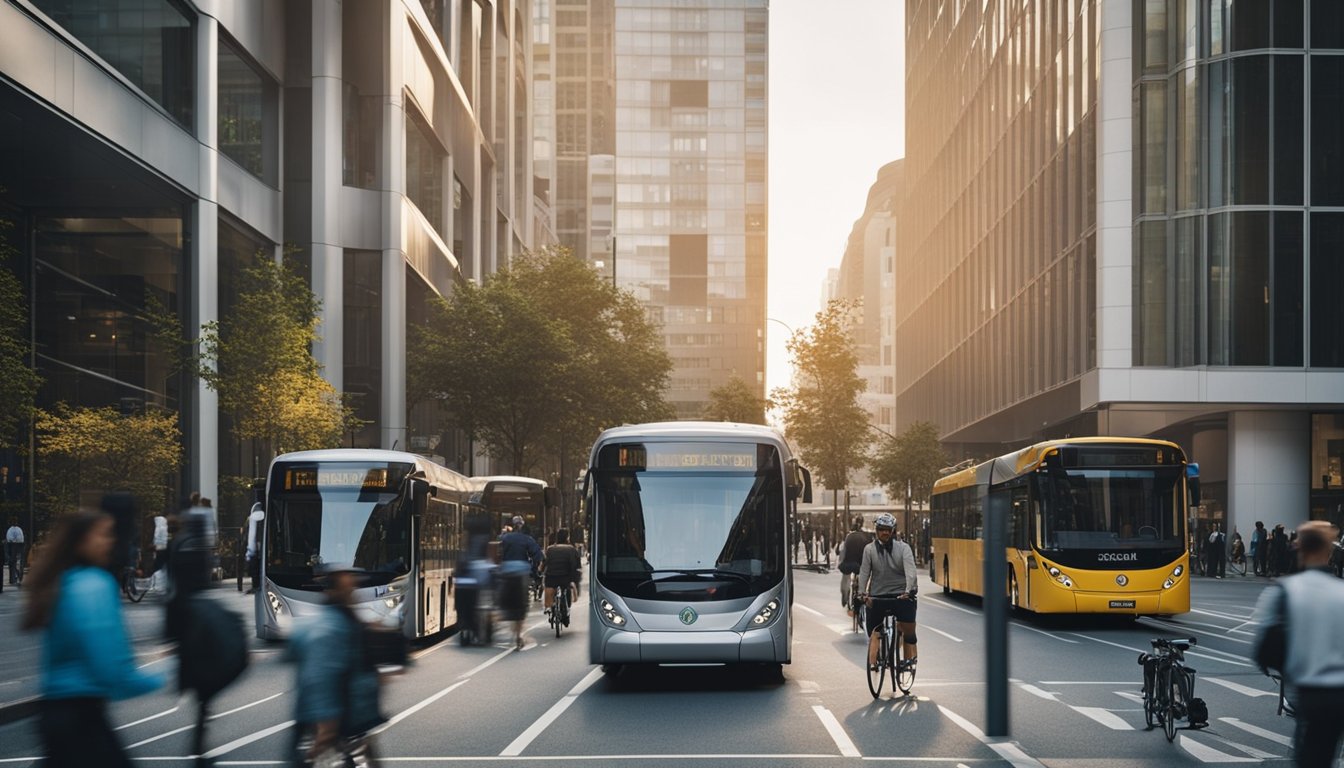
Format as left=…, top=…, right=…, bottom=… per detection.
left=266, top=462, right=414, bottom=590
left=1034, top=465, right=1185, bottom=551
left=593, top=443, right=785, bottom=602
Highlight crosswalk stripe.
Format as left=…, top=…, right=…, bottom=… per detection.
left=1202, top=733, right=1279, bottom=760
left=1219, top=717, right=1294, bottom=747
left=1070, top=706, right=1132, bottom=730
left=1178, top=734, right=1258, bottom=763
left=1203, top=676, right=1276, bottom=698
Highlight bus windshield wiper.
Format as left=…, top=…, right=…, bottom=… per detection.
left=636, top=568, right=753, bottom=590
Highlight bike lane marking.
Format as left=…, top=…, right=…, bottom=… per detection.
left=1069, top=706, right=1132, bottom=730
left=812, top=704, right=861, bottom=757
left=1218, top=717, right=1293, bottom=747
left=1178, top=734, right=1258, bottom=763
left=937, top=705, right=1046, bottom=768
left=1202, top=676, right=1276, bottom=698
left=499, top=667, right=604, bottom=757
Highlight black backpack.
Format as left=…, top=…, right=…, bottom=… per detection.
left=181, top=597, right=249, bottom=699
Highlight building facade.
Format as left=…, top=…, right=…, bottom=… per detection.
left=0, top=0, right=535, bottom=527
left=898, top=0, right=1344, bottom=538
left=613, top=0, right=768, bottom=418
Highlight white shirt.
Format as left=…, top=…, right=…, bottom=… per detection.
left=245, top=504, right=265, bottom=558
left=153, top=516, right=168, bottom=550
left=5, top=526, right=22, bottom=544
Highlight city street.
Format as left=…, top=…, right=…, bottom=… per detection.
left=0, top=569, right=1299, bottom=767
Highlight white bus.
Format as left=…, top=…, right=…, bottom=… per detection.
left=256, top=449, right=471, bottom=640
left=585, top=422, right=811, bottom=676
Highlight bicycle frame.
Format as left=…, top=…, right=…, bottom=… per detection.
left=1140, top=637, right=1199, bottom=741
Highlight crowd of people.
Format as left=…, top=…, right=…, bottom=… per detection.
left=1200, top=519, right=1341, bottom=578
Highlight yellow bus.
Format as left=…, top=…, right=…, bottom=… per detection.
left=930, top=438, right=1196, bottom=616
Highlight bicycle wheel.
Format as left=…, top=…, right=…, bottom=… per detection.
left=1229, top=556, right=1246, bottom=576
left=1163, top=669, right=1180, bottom=742
left=893, top=630, right=916, bottom=695
left=123, top=571, right=145, bottom=603
left=1142, top=666, right=1157, bottom=729
left=866, top=629, right=887, bottom=699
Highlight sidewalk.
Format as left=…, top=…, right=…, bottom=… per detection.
left=0, top=582, right=259, bottom=725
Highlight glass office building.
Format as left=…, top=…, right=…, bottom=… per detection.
left=613, top=0, right=768, bottom=418
left=899, top=0, right=1344, bottom=536
left=1, top=0, right=535, bottom=529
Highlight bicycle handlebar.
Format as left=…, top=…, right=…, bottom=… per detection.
left=1150, top=636, right=1197, bottom=649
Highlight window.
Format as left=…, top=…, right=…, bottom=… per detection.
left=344, top=250, right=381, bottom=448
left=1310, top=214, right=1344, bottom=367
left=405, top=115, right=445, bottom=235
left=219, top=38, right=278, bottom=183
left=1312, top=57, right=1344, bottom=207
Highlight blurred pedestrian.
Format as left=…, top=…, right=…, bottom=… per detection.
left=1269, top=524, right=1288, bottom=577
left=1251, top=521, right=1267, bottom=576
left=1251, top=521, right=1344, bottom=768
left=1205, top=523, right=1226, bottom=578
left=5, top=515, right=24, bottom=585
left=167, top=493, right=225, bottom=765
left=21, top=510, right=165, bottom=767
left=498, top=515, right=542, bottom=650
left=151, top=512, right=169, bottom=588
left=289, top=563, right=386, bottom=767
left=245, top=494, right=265, bottom=595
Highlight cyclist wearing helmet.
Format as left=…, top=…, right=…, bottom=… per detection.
left=859, top=512, right=918, bottom=671
left=839, top=516, right=872, bottom=612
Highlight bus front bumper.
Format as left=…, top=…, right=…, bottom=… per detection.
left=1069, top=590, right=1189, bottom=615
left=599, top=627, right=784, bottom=664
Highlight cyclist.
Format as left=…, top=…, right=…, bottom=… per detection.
left=838, top=516, right=871, bottom=615
left=859, top=512, right=919, bottom=672
left=542, top=528, right=582, bottom=621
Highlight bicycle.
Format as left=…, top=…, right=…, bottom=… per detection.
left=862, top=594, right=916, bottom=699
left=549, top=584, right=572, bottom=637
left=847, top=573, right=865, bottom=634
left=122, top=565, right=160, bottom=603
left=1139, top=637, right=1208, bottom=741
left=1229, top=542, right=1247, bottom=576
left=530, top=571, right=545, bottom=602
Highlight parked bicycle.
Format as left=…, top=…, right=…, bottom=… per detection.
left=862, top=594, right=915, bottom=699
left=549, top=583, right=572, bottom=637
left=122, top=564, right=167, bottom=603
left=1228, top=543, right=1248, bottom=576
left=1139, top=637, right=1209, bottom=741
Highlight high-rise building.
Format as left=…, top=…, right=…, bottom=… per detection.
left=0, top=0, right=534, bottom=526
left=898, top=1, right=1344, bottom=537
left=613, top=0, right=768, bottom=419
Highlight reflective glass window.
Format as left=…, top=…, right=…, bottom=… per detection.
left=1140, top=80, right=1167, bottom=214
left=1311, top=0, right=1344, bottom=49
left=1272, top=212, right=1303, bottom=367
left=1311, top=56, right=1344, bottom=207
left=1135, top=221, right=1168, bottom=366
left=405, top=115, right=445, bottom=235
left=1274, top=56, right=1304, bottom=205
left=1229, top=0, right=1270, bottom=50
left=1310, top=214, right=1344, bottom=367
left=344, top=251, right=381, bottom=448
left=1230, top=56, right=1270, bottom=204
left=218, top=38, right=279, bottom=183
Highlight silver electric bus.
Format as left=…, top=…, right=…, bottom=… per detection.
left=585, top=422, right=812, bottom=673
left=256, top=449, right=472, bottom=640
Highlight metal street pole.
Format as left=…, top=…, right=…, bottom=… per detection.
left=983, top=459, right=1010, bottom=737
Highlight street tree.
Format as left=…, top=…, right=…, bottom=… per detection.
left=410, top=246, right=673, bottom=478
left=35, top=404, right=182, bottom=518
left=0, top=212, right=39, bottom=452
left=772, top=299, right=870, bottom=536
left=702, top=376, right=769, bottom=425
left=869, top=420, right=949, bottom=509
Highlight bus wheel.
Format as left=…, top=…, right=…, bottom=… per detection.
left=601, top=664, right=623, bottom=677
left=942, top=559, right=950, bottom=594
left=1008, top=569, right=1020, bottom=610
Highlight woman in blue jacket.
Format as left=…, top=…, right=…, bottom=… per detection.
left=22, top=510, right=165, bottom=767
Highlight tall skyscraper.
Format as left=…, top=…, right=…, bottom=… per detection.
left=613, top=0, right=768, bottom=418
left=898, top=1, right=1344, bottom=538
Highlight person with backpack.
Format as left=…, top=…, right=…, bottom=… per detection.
left=289, top=563, right=386, bottom=767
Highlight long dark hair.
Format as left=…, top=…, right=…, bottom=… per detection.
left=21, top=510, right=112, bottom=631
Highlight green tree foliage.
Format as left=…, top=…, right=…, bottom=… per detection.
left=772, top=300, right=871, bottom=493
left=410, top=246, right=674, bottom=475
left=196, top=253, right=356, bottom=459
left=702, top=375, right=769, bottom=425
left=35, top=405, right=182, bottom=514
left=0, top=213, right=39, bottom=450
left=869, top=420, right=950, bottom=506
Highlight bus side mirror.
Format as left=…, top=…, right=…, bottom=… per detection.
left=544, top=486, right=561, bottom=509
left=1186, top=463, right=1201, bottom=507
left=410, top=479, right=430, bottom=516
left=791, top=464, right=813, bottom=504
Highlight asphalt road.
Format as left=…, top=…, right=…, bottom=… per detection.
left=0, top=570, right=1308, bottom=767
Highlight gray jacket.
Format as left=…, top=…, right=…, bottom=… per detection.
left=858, top=539, right=918, bottom=598
left=1252, top=567, right=1344, bottom=689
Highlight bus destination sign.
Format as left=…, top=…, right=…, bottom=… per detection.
left=284, top=467, right=392, bottom=491
left=644, top=443, right=757, bottom=471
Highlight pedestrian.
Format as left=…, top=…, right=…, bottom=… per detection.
left=21, top=510, right=165, bottom=767
left=5, top=515, right=24, bottom=585
left=151, top=511, right=169, bottom=588
left=1269, top=524, right=1288, bottom=577
left=1251, top=521, right=1344, bottom=768
left=1205, top=523, right=1226, bottom=578
left=498, top=515, right=542, bottom=650
left=1251, top=521, right=1267, bottom=576
left=244, top=495, right=265, bottom=595
left=288, top=563, right=386, bottom=767
left=167, top=494, right=225, bottom=765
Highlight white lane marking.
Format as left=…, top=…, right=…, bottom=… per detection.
left=1138, top=616, right=1252, bottom=645
left=460, top=646, right=522, bottom=678
left=1203, top=676, right=1276, bottom=698
left=115, top=704, right=179, bottom=731
left=797, top=679, right=821, bottom=692
left=500, top=667, right=604, bottom=756
left=1069, top=631, right=1254, bottom=669
left=1039, top=681, right=1136, bottom=685
left=209, top=691, right=286, bottom=720
left=1190, top=607, right=1255, bottom=622
left=1017, top=684, right=1060, bottom=702
left=1066, top=633, right=1148, bottom=655
left=1202, top=733, right=1279, bottom=760
left=828, top=623, right=857, bottom=635
left=1113, top=691, right=1146, bottom=704
left=922, top=624, right=963, bottom=643
left=374, top=679, right=471, bottom=734
left=126, top=722, right=195, bottom=749
left=1178, top=734, right=1258, bottom=763
left=921, top=596, right=980, bottom=616
left=795, top=601, right=825, bottom=617
left=1010, top=622, right=1079, bottom=644
left=937, top=705, right=1047, bottom=768
left=813, top=704, right=862, bottom=757
left=1070, top=707, right=1133, bottom=730
left=1219, top=717, right=1294, bottom=747
left=203, top=721, right=296, bottom=759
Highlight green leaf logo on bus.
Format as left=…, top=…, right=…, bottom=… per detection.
left=679, top=606, right=698, bottom=625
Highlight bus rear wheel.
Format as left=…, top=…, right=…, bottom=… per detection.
left=942, top=559, right=950, bottom=594
left=1008, top=570, right=1020, bottom=610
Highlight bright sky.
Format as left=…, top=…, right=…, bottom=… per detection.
left=767, top=0, right=905, bottom=396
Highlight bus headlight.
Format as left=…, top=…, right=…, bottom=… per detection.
left=267, top=590, right=286, bottom=616
left=1046, top=566, right=1074, bottom=588
left=1163, top=564, right=1185, bottom=589
left=599, top=599, right=627, bottom=627
left=751, top=598, right=780, bottom=626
